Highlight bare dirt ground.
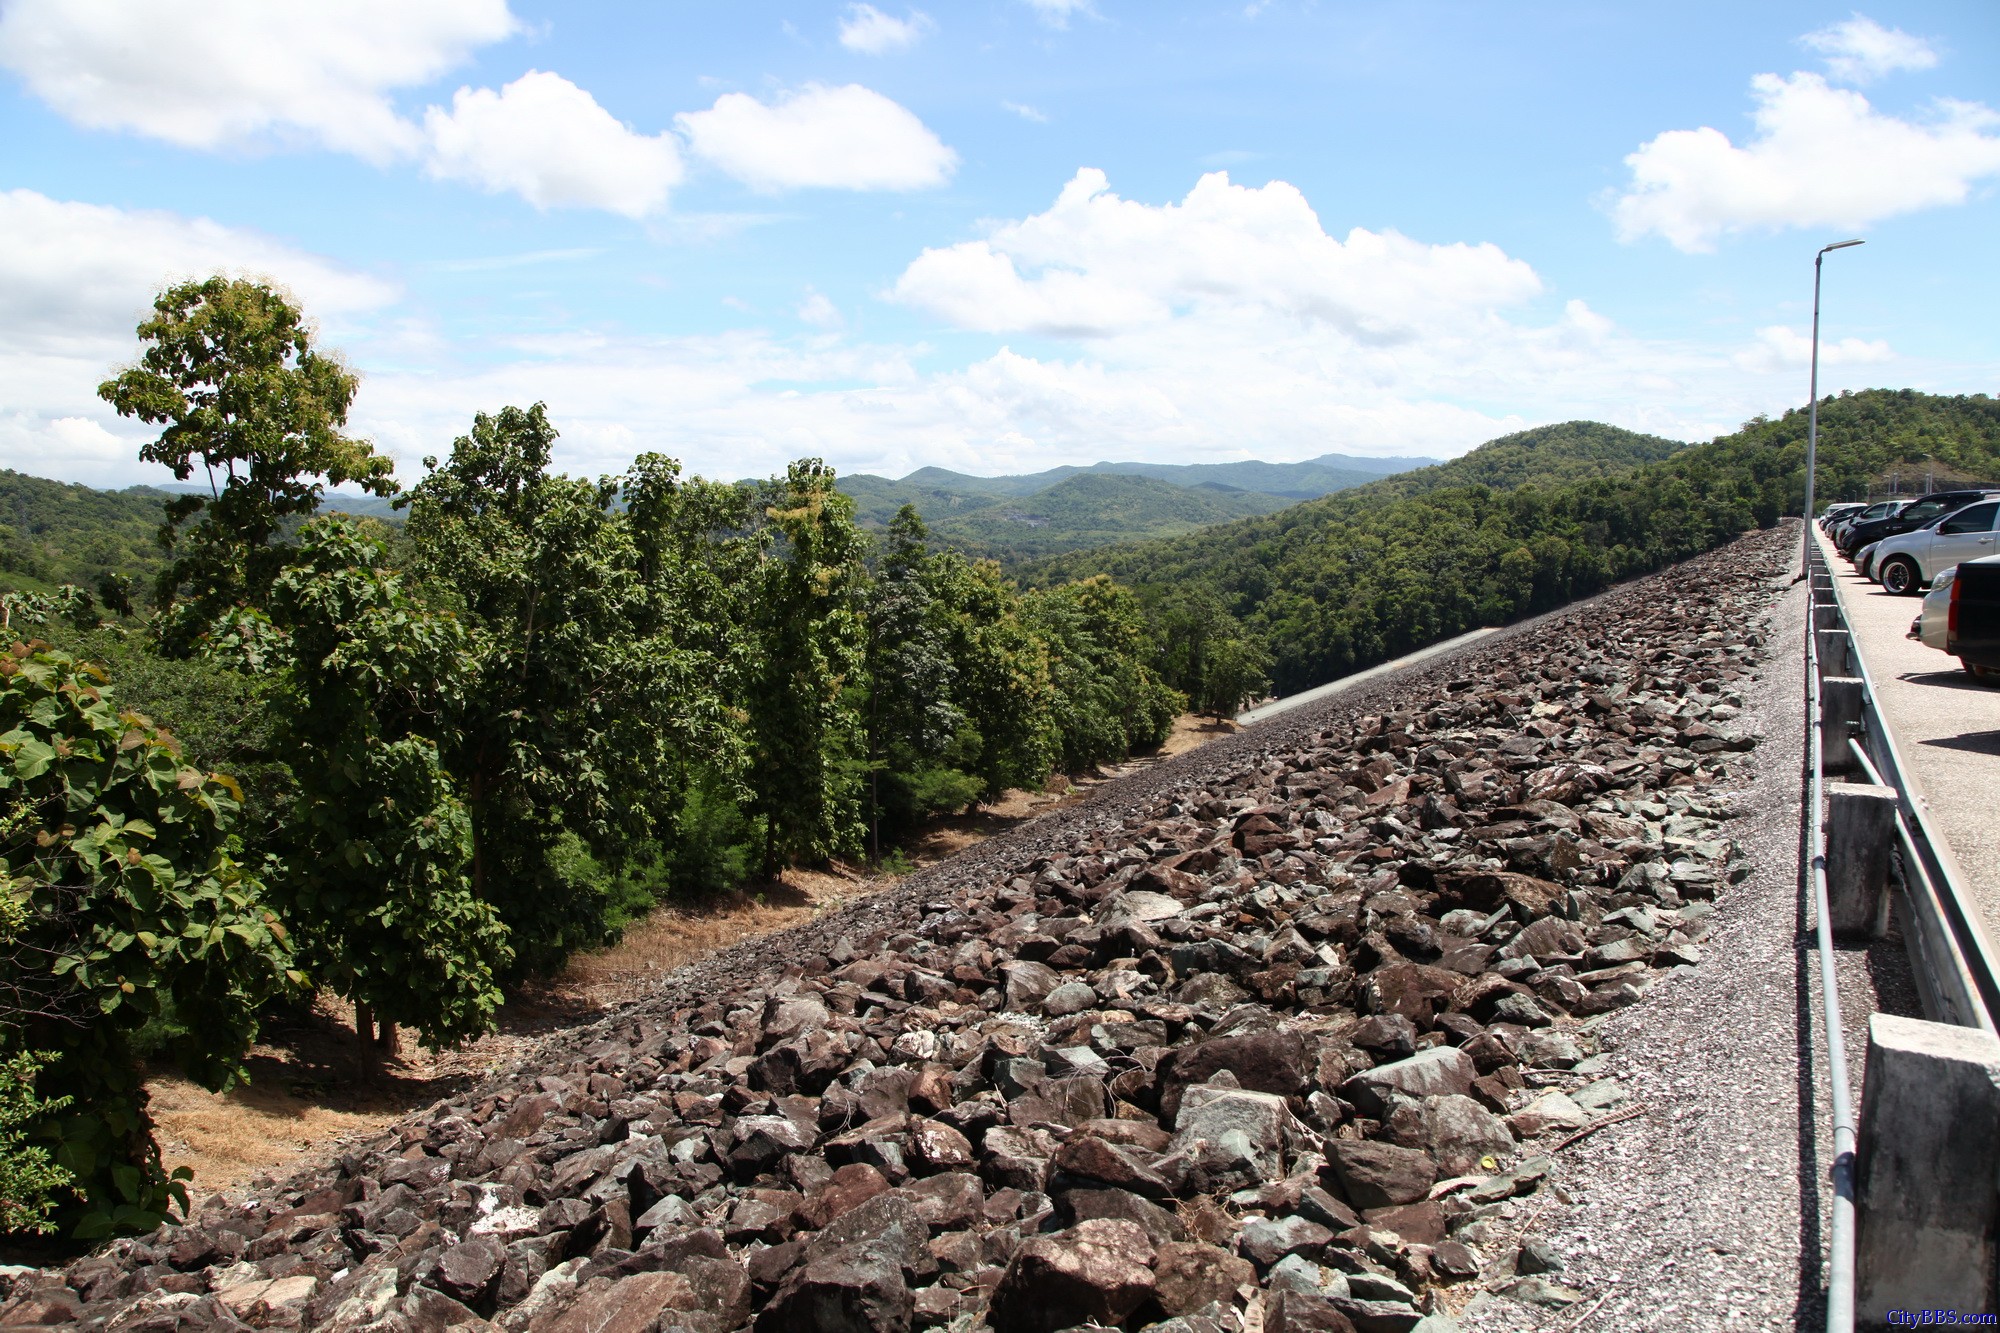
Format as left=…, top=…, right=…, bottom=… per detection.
left=148, top=712, right=1241, bottom=1199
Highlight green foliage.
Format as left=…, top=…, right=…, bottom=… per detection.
left=1036, top=392, right=2000, bottom=696
left=96, top=278, right=397, bottom=643
left=400, top=406, right=741, bottom=972
left=1147, top=587, right=1272, bottom=717
left=742, top=461, right=870, bottom=874
left=264, top=519, right=510, bottom=1046
left=835, top=452, right=1429, bottom=530
left=0, top=1051, right=74, bottom=1234
left=1024, top=576, right=1184, bottom=770
left=858, top=507, right=1067, bottom=847
left=924, top=473, right=1294, bottom=563
left=0, top=643, right=296, bottom=1237
left=0, top=472, right=171, bottom=600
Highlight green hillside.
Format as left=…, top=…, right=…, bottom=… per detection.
left=0, top=471, right=170, bottom=595
left=0, top=473, right=404, bottom=603
left=834, top=450, right=1435, bottom=529
left=1030, top=392, right=2000, bottom=694
left=925, top=472, right=1294, bottom=561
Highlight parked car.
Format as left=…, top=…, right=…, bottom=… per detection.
left=1820, top=502, right=1865, bottom=529
left=1830, top=499, right=1904, bottom=548
left=1855, top=540, right=1884, bottom=580
left=1910, top=555, right=2000, bottom=683
left=1839, top=490, right=1998, bottom=557
left=1872, top=497, right=2000, bottom=594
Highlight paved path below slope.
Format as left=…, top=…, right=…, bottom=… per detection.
left=1820, top=530, right=2000, bottom=934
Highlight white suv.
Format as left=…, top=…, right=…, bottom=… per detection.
left=1872, top=496, right=2000, bottom=595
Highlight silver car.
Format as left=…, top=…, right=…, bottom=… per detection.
left=1872, top=496, right=2000, bottom=595
left=1910, top=555, right=2000, bottom=683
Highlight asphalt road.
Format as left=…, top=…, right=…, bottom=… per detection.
left=1820, top=529, right=2000, bottom=932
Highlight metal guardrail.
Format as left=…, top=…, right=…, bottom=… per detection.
left=1811, top=536, right=2000, bottom=1031
left=1803, top=551, right=1858, bottom=1333
left=1805, top=530, right=2000, bottom=1331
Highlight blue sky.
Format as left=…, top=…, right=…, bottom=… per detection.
left=1, top=0, right=1996, bottom=488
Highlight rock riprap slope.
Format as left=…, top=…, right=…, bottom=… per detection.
left=14, top=527, right=1792, bottom=1333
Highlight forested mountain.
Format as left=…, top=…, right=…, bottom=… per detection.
left=1035, top=391, right=2000, bottom=695
left=835, top=449, right=1432, bottom=530
left=923, top=472, right=1294, bottom=561
left=0, top=471, right=169, bottom=595
left=1356, top=420, right=1689, bottom=500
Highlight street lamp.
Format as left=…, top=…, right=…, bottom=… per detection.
left=1803, top=238, right=1865, bottom=577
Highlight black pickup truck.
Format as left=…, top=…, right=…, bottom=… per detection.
left=1950, top=558, right=2000, bottom=677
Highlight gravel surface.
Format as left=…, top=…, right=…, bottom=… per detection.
left=1458, top=553, right=1919, bottom=1333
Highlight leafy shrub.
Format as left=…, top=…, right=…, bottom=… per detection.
left=0, top=1051, right=74, bottom=1234
left=0, top=643, right=297, bottom=1237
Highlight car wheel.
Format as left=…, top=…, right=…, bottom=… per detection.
left=1962, top=659, right=2000, bottom=687
left=1880, top=556, right=1921, bottom=596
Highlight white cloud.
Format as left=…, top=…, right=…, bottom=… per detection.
left=1022, top=0, right=1093, bottom=30
left=1003, top=101, right=1050, bottom=123
left=1613, top=72, right=2000, bottom=251
left=798, top=290, right=844, bottom=329
left=677, top=83, right=957, bottom=191
left=0, top=0, right=517, bottom=162
left=838, top=5, right=932, bottom=54
left=1733, top=324, right=1893, bottom=373
left=894, top=169, right=1541, bottom=341
left=1802, top=15, right=1938, bottom=84
left=0, top=190, right=400, bottom=485
left=422, top=71, right=683, bottom=217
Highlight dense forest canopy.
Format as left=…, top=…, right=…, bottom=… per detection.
left=1033, top=392, right=2000, bottom=694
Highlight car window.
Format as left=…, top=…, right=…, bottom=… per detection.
left=1903, top=501, right=1948, bottom=523
left=1940, top=502, right=2000, bottom=535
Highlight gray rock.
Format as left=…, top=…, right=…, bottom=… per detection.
left=1236, top=1215, right=1333, bottom=1269
left=1421, top=1095, right=1515, bottom=1177
left=1042, top=982, right=1098, bottom=1018
left=1339, top=1047, right=1476, bottom=1117
left=1500, top=1275, right=1584, bottom=1308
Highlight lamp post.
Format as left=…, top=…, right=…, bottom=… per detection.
left=1804, top=238, right=1865, bottom=577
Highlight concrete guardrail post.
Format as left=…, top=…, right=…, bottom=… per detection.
left=1817, top=628, right=1853, bottom=678
left=1855, top=1014, right=2000, bottom=1323
left=1826, top=781, right=1896, bottom=939
left=1820, top=677, right=1865, bottom=773
left=1814, top=600, right=1843, bottom=631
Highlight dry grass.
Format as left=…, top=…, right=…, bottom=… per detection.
left=144, top=713, right=1241, bottom=1198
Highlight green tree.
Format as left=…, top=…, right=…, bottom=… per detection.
left=97, top=278, right=396, bottom=646
left=401, top=408, right=736, bottom=968
left=1025, top=576, right=1183, bottom=771
left=0, top=643, right=296, bottom=1236
left=264, top=519, right=510, bottom=1048
left=743, top=461, right=869, bottom=874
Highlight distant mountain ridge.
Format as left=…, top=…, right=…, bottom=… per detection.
left=831, top=450, right=1441, bottom=558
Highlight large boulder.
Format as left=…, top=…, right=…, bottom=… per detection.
left=1338, top=1046, right=1476, bottom=1118
left=987, top=1218, right=1158, bottom=1333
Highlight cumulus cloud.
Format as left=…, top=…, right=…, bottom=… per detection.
left=1003, top=101, right=1050, bottom=123
left=678, top=83, right=957, bottom=191
left=838, top=5, right=932, bottom=54
left=422, top=71, right=683, bottom=217
left=797, top=290, right=844, bottom=329
left=0, top=0, right=516, bottom=162
left=0, top=189, right=401, bottom=484
left=1802, top=14, right=1938, bottom=84
left=1612, top=72, right=2000, bottom=251
left=894, top=168, right=1541, bottom=341
left=1733, top=323, right=1893, bottom=373
left=1022, top=0, right=1093, bottom=30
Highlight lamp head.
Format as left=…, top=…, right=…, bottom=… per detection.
left=1821, top=239, right=1866, bottom=253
